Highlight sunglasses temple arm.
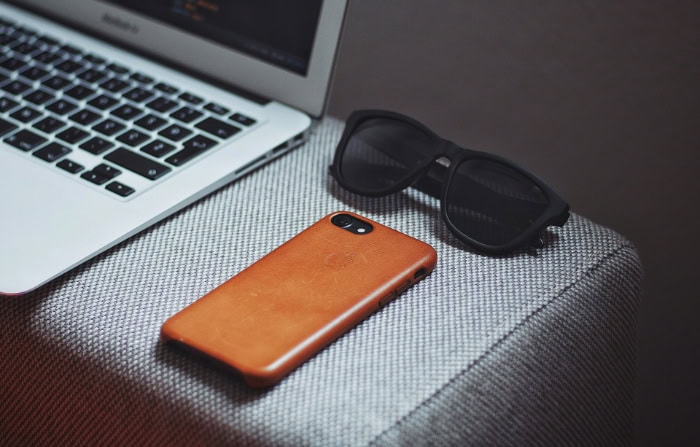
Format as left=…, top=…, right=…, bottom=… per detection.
left=530, top=235, right=545, bottom=249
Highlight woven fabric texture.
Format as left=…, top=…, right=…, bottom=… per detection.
left=373, top=244, right=640, bottom=446
left=0, top=117, right=640, bottom=446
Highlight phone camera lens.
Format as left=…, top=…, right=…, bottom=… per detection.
left=332, top=213, right=374, bottom=235
left=331, top=214, right=354, bottom=228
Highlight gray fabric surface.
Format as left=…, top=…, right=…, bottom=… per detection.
left=0, top=117, right=641, bottom=446
left=373, top=245, right=640, bottom=446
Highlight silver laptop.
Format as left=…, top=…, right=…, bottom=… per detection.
left=0, top=0, right=347, bottom=295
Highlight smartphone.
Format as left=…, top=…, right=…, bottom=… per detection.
left=161, top=211, right=437, bottom=387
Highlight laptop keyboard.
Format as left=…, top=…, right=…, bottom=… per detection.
left=0, top=16, right=259, bottom=198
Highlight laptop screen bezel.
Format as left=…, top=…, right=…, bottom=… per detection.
left=8, top=0, right=347, bottom=117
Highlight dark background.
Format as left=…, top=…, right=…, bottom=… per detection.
left=326, top=1, right=699, bottom=444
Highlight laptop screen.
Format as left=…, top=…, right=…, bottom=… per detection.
left=101, top=0, right=323, bottom=76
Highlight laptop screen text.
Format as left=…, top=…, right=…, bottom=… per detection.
left=100, top=0, right=323, bottom=76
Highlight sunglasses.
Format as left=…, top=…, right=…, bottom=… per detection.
left=330, top=110, right=570, bottom=255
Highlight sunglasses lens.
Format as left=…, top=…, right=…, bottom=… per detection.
left=338, top=117, right=436, bottom=192
left=445, top=159, right=549, bottom=248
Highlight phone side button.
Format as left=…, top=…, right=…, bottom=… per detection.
left=396, top=280, right=412, bottom=294
left=378, top=292, right=395, bottom=308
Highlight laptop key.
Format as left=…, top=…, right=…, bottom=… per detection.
left=135, top=114, right=167, bottom=131
left=116, top=129, right=149, bottom=147
left=87, top=94, right=118, bottom=110
left=107, top=63, right=129, bottom=75
left=146, top=97, right=178, bottom=113
left=82, top=54, right=106, bottom=66
left=34, top=50, right=61, bottom=65
left=130, top=73, right=154, bottom=84
left=36, top=35, right=59, bottom=47
left=24, top=89, right=55, bottom=105
left=11, top=41, right=39, bottom=56
left=56, top=158, right=84, bottom=174
left=93, top=118, right=126, bottom=136
left=10, top=106, right=42, bottom=123
left=56, top=126, right=90, bottom=144
left=106, top=181, right=135, bottom=197
left=0, top=117, right=18, bottom=136
left=33, top=142, right=71, bottom=162
left=55, top=59, right=83, bottom=74
left=0, top=57, right=26, bottom=71
left=100, top=77, right=131, bottom=93
left=9, top=41, right=34, bottom=54
left=196, top=117, right=241, bottom=139
left=33, top=116, right=66, bottom=134
left=186, top=134, right=217, bottom=149
left=204, top=102, right=229, bottom=115
left=60, top=44, right=82, bottom=56
left=0, top=96, right=19, bottom=112
left=2, top=79, right=31, bottom=95
left=141, top=139, right=175, bottom=157
left=230, top=113, right=257, bottom=126
left=80, top=170, right=110, bottom=185
left=154, top=82, right=178, bottom=95
left=42, top=74, right=71, bottom=91
left=13, top=27, right=37, bottom=39
left=5, top=129, right=47, bottom=151
left=111, top=104, right=143, bottom=121
left=70, top=109, right=102, bottom=126
left=0, top=34, right=16, bottom=47
left=158, top=123, right=191, bottom=142
left=76, top=68, right=107, bottom=83
left=171, top=106, right=202, bottom=124
left=79, top=136, right=114, bottom=155
left=179, top=92, right=203, bottom=105
left=19, top=66, right=49, bottom=81
left=93, top=163, right=121, bottom=179
left=88, top=95, right=119, bottom=110
left=123, top=87, right=153, bottom=103
left=46, top=99, right=78, bottom=115
left=65, top=84, right=96, bottom=101
left=105, top=147, right=171, bottom=180
left=165, top=134, right=216, bottom=166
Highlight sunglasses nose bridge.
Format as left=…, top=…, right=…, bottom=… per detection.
left=412, top=143, right=458, bottom=199
left=434, top=139, right=465, bottom=161
left=419, top=140, right=464, bottom=181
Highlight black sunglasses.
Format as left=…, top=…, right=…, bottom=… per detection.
left=330, top=110, right=570, bottom=255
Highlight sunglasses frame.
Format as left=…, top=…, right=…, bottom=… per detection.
left=330, top=109, right=570, bottom=254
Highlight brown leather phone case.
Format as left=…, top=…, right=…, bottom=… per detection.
left=161, top=211, right=437, bottom=387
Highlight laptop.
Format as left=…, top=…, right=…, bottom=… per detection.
left=0, top=0, right=348, bottom=295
